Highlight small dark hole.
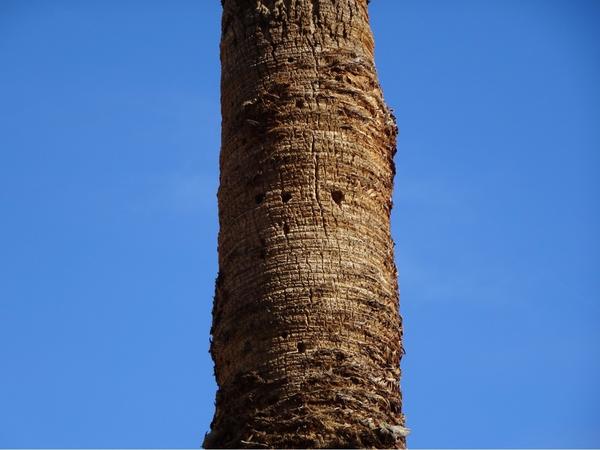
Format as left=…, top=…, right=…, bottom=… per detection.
left=297, top=342, right=306, bottom=353
left=331, top=190, right=344, bottom=205
left=282, top=191, right=292, bottom=203
left=287, top=57, right=295, bottom=63
left=255, top=193, right=265, bottom=204
left=283, top=223, right=290, bottom=235
left=295, top=99, right=305, bottom=108
left=281, top=331, right=288, bottom=339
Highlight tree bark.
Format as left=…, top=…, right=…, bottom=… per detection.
left=205, top=0, right=405, bottom=448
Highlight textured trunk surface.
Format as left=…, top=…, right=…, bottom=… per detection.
left=205, top=0, right=404, bottom=448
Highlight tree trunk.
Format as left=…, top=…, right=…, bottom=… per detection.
left=205, top=0, right=405, bottom=448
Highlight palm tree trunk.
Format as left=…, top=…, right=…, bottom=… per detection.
left=205, top=0, right=405, bottom=448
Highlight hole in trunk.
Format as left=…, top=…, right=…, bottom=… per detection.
left=255, top=193, right=265, bottom=204
left=281, top=191, right=292, bottom=203
left=297, top=342, right=306, bottom=353
left=283, top=223, right=290, bottom=235
left=331, top=190, right=344, bottom=205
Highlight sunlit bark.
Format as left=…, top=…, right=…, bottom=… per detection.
left=205, top=0, right=405, bottom=447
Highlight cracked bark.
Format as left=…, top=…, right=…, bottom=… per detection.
left=205, top=0, right=405, bottom=448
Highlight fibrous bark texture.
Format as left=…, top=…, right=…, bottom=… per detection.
left=205, top=0, right=405, bottom=448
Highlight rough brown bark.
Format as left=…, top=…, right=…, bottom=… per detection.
left=205, top=0, right=405, bottom=448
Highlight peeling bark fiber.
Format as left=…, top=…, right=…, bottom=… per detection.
left=205, top=0, right=405, bottom=448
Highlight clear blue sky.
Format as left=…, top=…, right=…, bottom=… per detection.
left=1, top=0, right=598, bottom=447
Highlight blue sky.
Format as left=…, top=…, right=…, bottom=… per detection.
left=0, top=0, right=598, bottom=447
